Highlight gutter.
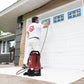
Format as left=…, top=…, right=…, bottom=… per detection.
left=0, top=34, right=15, bottom=40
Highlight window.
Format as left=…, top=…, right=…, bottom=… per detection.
left=68, top=8, right=81, bottom=19
left=1, top=40, right=15, bottom=54
left=3, top=41, right=5, bottom=53
left=7, top=40, right=15, bottom=52
left=53, top=14, right=64, bottom=23
left=41, top=18, right=50, bottom=25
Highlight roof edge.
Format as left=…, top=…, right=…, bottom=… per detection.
left=0, top=0, right=29, bottom=16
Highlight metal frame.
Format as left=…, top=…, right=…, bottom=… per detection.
left=41, top=18, right=50, bottom=25
left=53, top=14, right=64, bottom=23
left=68, top=8, right=81, bottom=19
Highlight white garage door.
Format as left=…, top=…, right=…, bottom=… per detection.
left=25, top=6, right=84, bottom=69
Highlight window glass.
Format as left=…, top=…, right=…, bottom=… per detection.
left=3, top=41, right=5, bottom=53
left=41, top=18, right=50, bottom=25
left=53, top=14, right=64, bottom=23
left=7, top=40, right=15, bottom=52
left=68, top=8, right=81, bottom=19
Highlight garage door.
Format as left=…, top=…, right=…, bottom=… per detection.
left=25, top=7, right=84, bottom=69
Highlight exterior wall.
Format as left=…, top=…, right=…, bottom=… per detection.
left=19, top=21, right=26, bottom=66
left=0, top=40, right=15, bottom=63
left=24, top=1, right=84, bottom=69
left=0, top=54, right=10, bottom=63
left=0, top=41, right=10, bottom=63
left=23, top=0, right=79, bottom=20
left=14, top=16, right=23, bottom=66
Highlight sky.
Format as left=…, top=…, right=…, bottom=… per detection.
left=0, top=0, right=17, bottom=12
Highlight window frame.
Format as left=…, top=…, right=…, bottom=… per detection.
left=53, top=14, right=64, bottom=24
left=1, top=39, right=15, bottom=54
left=68, top=8, right=81, bottom=19
left=41, top=18, right=50, bottom=25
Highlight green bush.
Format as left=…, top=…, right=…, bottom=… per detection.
left=0, top=35, right=4, bottom=37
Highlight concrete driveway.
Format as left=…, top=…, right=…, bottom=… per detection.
left=0, top=74, right=54, bottom=84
